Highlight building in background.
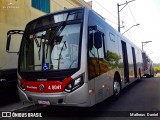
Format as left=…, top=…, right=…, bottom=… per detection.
left=0, top=0, right=91, bottom=82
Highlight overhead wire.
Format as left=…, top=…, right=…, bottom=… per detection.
left=91, top=0, right=141, bottom=38
left=104, top=17, right=118, bottom=25
left=127, top=3, right=141, bottom=32
left=123, top=21, right=138, bottom=43
left=127, top=3, right=137, bottom=25
left=91, top=0, right=124, bottom=27
left=126, top=3, right=142, bottom=45
left=89, top=0, right=143, bottom=47
left=93, top=0, right=118, bottom=19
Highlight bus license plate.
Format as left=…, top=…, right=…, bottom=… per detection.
left=38, top=100, right=50, bottom=105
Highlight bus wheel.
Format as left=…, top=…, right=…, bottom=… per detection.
left=113, top=75, right=121, bottom=99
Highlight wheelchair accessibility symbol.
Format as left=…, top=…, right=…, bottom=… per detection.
left=43, top=63, right=49, bottom=71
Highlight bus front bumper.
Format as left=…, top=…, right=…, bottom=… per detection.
left=17, top=84, right=90, bottom=107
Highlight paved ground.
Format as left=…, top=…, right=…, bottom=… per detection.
left=1, top=77, right=160, bottom=120
left=31, top=77, right=160, bottom=120
left=155, top=73, right=160, bottom=77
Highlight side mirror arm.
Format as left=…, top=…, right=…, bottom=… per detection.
left=6, top=30, right=24, bottom=53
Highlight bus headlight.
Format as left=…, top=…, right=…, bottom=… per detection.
left=65, top=77, right=84, bottom=93
left=18, top=79, right=26, bottom=91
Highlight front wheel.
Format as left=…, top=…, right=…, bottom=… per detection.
left=113, top=75, right=121, bottom=99
left=113, top=81, right=121, bottom=96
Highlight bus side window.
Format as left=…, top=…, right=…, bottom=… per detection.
left=88, top=30, right=105, bottom=59
left=88, top=29, right=105, bottom=79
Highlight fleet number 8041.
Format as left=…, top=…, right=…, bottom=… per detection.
left=48, top=85, right=62, bottom=90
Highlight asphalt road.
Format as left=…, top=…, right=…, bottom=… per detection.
left=1, top=77, right=160, bottom=120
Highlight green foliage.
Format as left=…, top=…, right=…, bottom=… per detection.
left=154, top=66, right=160, bottom=73
left=88, top=50, right=121, bottom=79
left=105, top=50, right=121, bottom=68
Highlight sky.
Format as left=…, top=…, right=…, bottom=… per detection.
left=85, top=0, right=160, bottom=63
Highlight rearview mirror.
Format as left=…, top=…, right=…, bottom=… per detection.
left=94, top=32, right=102, bottom=49
left=89, top=33, right=94, bottom=50
left=6, top=30, right=24, bottom=53
left=6, top=34, right=11, bottom=52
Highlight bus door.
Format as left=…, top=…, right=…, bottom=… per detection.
left=121, top=41, right=129, bottom=83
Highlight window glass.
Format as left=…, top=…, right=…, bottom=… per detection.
left=20, top=24, right=81, bottom=71
left=88, top=29, right=105, bottom=79
left=32, top=0, right=50, bottom=13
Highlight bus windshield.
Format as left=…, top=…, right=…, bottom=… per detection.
left=19, top=10, right=83, bottom=72
left=20, top=23, right=81, bottom=72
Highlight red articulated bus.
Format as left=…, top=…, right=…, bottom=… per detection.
left=6, top=7, right=144, bottom=107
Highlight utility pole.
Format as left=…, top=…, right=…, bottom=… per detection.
left=117, top=0, right=135, bottom=32
left=117, top=3, right=120, bottom=32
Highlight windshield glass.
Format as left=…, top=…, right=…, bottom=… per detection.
left=20, top=23, right=81, bottom=72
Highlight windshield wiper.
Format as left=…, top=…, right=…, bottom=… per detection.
left=35, top=38, right=40, bottom=47
left=57, top=41, right=67, bottom=69
left=38, top=37, right=42, bottom=60
left=45, top=29, right=52, bottom=58
left=44, top=21, right=66, bottom=59
left=48, top=21, right=66, bottom=45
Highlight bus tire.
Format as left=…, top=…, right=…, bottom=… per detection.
left=113, top=74, right=121, bottom=99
